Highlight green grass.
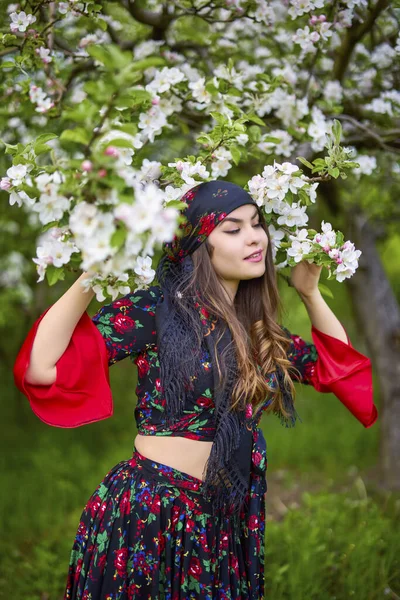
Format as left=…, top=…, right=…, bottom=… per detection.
left=265, top=492, right=400, bottom=600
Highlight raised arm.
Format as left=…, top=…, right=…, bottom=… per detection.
left=290, top=261, right=348, bottom=343
left=278, top=260, right=378, bottom=427
left=25, top=272, right=95, bottom=386
left=13, top=282, right=162, bottom=428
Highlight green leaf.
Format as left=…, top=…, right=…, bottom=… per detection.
left=335, top=231, right=344, bottom=247
left=263, top=136, right=282, bottom=144
left=35, top=133, right=58, bottom=144
left=205, top=82, right=219, bottom=94
left=0, top=61, right=15, bottom=69
left=97, top=16, right=108, bottom=31
left=129, top=57, right=166, bottom=72
left=114, top=89, right=152, bottom=109
left=4, top=143, right=19, bottom=155
left=247, top=113, right=265, bottom=126
left=230, top=145, right=241, bottom=165
left=110, top=226, right=127, bottom=249
left=330, top=167, right=340, bottom=179
left=297, top=156, right=314, bottom=170
left=45, top=266, right=65, bottom=286
left=210, top=112, right=226, bottom=125
left=318, top=282, right=334, bottom=299
left=34, top=144, right=52, bottom=156
left=331, top=119, right=342, bottom=145
left=2, top=34, right=18, bottom=45
left=248, top=125, right=261, bottom=143
left=42, top=221, right=59, bottom=232
left=87, top=44, right=131, bottom=69
left=60, top=128, right=90, bottom=145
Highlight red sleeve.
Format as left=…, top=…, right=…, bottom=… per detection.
left=309, top=325, right=378, bottom=429
left=13, top=307, right=113, bottom=428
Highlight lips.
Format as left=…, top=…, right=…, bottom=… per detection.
left=244, top=249, right=263, bottom=260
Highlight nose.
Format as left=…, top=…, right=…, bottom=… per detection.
left=245, top=223, right=263, bottom=245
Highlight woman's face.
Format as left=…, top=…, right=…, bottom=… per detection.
left=207, top=203, right=269, bottom=295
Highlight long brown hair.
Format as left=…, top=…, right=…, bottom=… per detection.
left=187, top=209, right=298, bottom=419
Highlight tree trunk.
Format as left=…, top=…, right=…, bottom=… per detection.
left=344, top=210, right=400, bottom=490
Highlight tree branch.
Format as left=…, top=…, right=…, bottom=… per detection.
left=333, top=0, right=389, bottom=82
left=336, top=114, right=400, bottom=153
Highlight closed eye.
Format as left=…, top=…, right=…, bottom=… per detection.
left=225, top=223, right=263, bottom=234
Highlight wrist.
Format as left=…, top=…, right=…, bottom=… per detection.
left=297, top=288, right=322, bottom=303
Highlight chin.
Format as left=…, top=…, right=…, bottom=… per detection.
left=242, top=266, right=266, bottom=280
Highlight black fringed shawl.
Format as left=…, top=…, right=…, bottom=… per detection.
left=154, top=180, right=298, bottom=516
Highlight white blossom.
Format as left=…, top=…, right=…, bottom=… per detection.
left=353, top=155, right=377, bottom=177
left=133, top=40, right=164, bottom=60
left=287, top=240, right=312, bottom=262
left=138, top=106, right=169, bottom=143
left=7, top=164, right=28, bottom=186
left=10, top=11, right=36, bottom=33
left=134, top=256, right=156, bottom=285
left=36, top=47, right=52, bottom=64
left=323, top=81, right=343, bottom=103
left=258, top=130, right=295, bottom=157
left=211, top=147, right=233, bottom=178
left=314, top=221, right=336, bottom=248
left=145, top=67, right=186, bottom=95
left=188, top=78, right=212, bottom=105
left=32, top=192, right=70, bottom=225
left=277, top=202, right=309, bottom=227
left=268, top=224, right=285, bottom=259
left=292, top=26, right=320, bottom=53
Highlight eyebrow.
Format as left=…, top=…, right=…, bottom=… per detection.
left=221, top=208, right=259, bottom=224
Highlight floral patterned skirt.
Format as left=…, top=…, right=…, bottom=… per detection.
left=64, top=428, right=267, bottom=599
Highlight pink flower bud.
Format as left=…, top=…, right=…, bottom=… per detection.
left=104, top=146, right=119, bottom=157
left=310, top=15, right=318, bottom=25
left=176, top=161, right=184, bottom=172
left=323, top=245, right=330, bottom=253
left=315, top=234, right=322, bottom=243
left=98, top=169, right=107, bottom=178
left=336, top=257, right=343, bottom=264
left=0, top=177, right=11, bottom=191
left=319, top=14, right=326, bottom=22
left=151, top=97, right=160, bottom=105
left=81, top=160, right=93, bottom=172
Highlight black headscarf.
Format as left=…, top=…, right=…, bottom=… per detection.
left=155, top=180, right=295, bottom=516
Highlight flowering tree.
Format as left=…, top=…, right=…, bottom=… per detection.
left=1, top=0, right=399, bottom=486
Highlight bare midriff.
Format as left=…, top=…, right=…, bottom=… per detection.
left=134, top=433, right=213, bottom=482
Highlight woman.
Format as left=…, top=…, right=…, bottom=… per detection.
left=14, top=180, right=377, bottom=599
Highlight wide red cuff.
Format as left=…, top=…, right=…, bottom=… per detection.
left=13, top=308, right=113, bottom=428
left=310, top=325, right=378, bottom=429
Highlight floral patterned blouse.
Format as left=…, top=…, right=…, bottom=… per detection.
left=91, top=285, right=319, bottom=440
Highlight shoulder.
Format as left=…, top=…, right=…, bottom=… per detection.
left=114, top=285, right=163, bottom=315
left=93, top=285, right=163, bottom=320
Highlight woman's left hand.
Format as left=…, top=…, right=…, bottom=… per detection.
left=290, top=261, right=323, bottom=298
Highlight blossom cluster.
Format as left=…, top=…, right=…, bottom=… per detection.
left=247, top=161, right=361, bottom=282
left=1, top=0, right=395, bottom=301
left=1, top=160, right=180, bottom=300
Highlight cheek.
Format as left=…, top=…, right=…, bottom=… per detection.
left=210, top=236, right=239, bottom=273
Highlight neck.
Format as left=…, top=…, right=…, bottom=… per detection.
left=220, top=278, right=238, bottom=305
